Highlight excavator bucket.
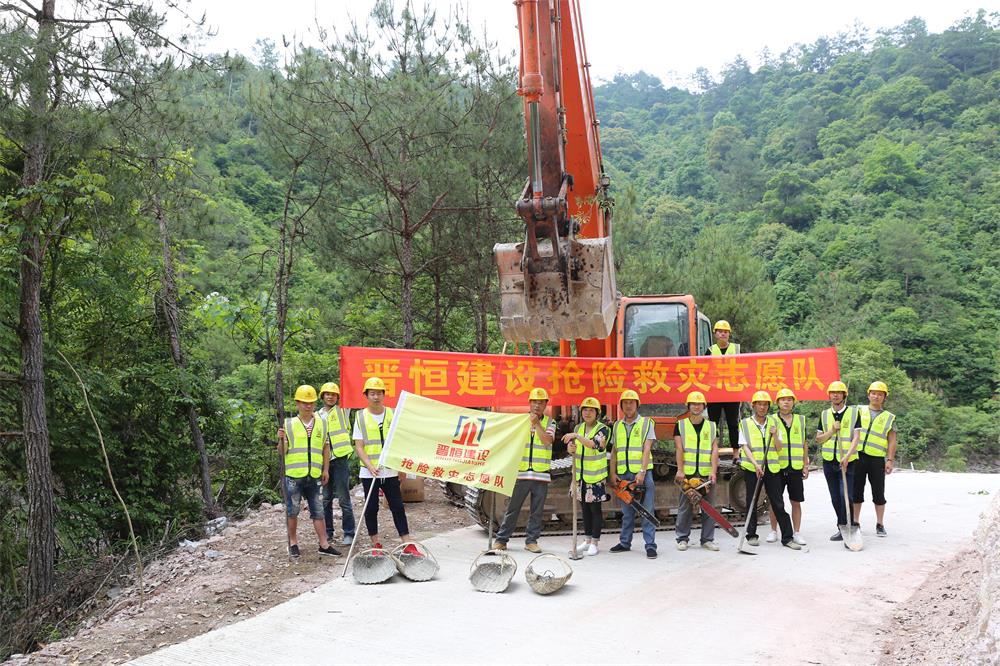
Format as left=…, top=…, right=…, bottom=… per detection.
left=494, top=236, right=617, bottom=343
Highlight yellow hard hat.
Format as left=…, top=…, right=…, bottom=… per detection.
left=294, top=384, right=318, bottom=402
left=867, top=381, right=889, bottom=395
left=363, top=377, right=387, bottom=393
left=685, top=391, right=707, bottom=405
left=528, top=387, right=549, bottom=401
left=751, top=390, right=771, bottom=404
left=319, top=382, right=340, bottom=396
left=713, top=320, right=732, bottom=332
left=580, top=396, right=601, bottom=410
left=619, top=389, right=640, bottom=405
left=827, top=380, right=848, bottom=394
left=775, top=387, right=796, bottom=401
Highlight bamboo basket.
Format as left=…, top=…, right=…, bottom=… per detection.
left=524, top=553, right=573, bottom=595
left=351, top=548, right=397, bottom=585
left=390, top=542, right=439, bottom=582
left=469, top=550, right=517, bottom=593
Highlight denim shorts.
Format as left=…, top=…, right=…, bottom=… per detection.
left=285, top=475, right=323, bottom=519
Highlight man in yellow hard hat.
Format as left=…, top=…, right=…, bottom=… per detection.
left=844, top=381, right=896, bottom=537
left=563, top=396, right=610, bottom=556
left=706, top=320, right=742, bottom=454
left=276, top=385, right=340, bottom=558
left=493, top=387, right=557, bottom=553
left=609, top=389, right=659, bottom=558
left=815, top=380, right=860, bottom=541
left=318, top=382, right=356, bottom=546
left=773, top=388, right=809, bottom=546
left=738, top=390, right=800, bottom=550
left=353, top=377, right=418, bottom=555
left=674, top=391, right=720, bottom=551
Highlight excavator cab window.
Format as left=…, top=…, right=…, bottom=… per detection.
left=623, top=303, right=690, bottom=417
left=697, top=313, right=713, bottom=355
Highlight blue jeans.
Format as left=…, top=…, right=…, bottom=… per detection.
left=323, top=456, right=356, bottom=538
left=823, top=459, right=857, bottom=525
left=617, top=470, right=656, bottom=549
left=285, top=475, right=323, bottom=519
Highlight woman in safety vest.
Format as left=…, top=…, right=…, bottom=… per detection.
left=563, top=396, right=610, bottom=556
left=353, top=377, right=419, bottom=556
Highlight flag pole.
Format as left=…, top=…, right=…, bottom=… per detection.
left=340, top=469, right=381, bottom=578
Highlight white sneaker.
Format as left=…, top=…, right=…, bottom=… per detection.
left=765, top=530, right=779, bottom=543
left=586, top=544, right=598, bottom=556
left=575, top=542, right=589, bottom=555
left=792, top=532, right=807, bottom=546
left=342, top=534, right=354, bottom=546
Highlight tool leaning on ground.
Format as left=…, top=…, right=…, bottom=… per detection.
left=839, top=439, right=864, bottom=551
left=569, top=446, right=584, bottom=560
left=676, top=478, right=739, bottom=538
left=737, top=433, right=773, bottom=555
left=611, top=479, right=661, bottom=527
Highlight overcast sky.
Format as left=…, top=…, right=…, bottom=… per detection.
left=183, top=1, right=990, bottom=88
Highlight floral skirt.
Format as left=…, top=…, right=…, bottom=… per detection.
left=572, top=479, right=608, bottom=503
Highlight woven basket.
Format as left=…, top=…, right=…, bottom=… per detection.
left=525, top=554, right=573, bottom=595
left=469, top=550, right=517, bottom=593
left=389, top=542, right=439, bottom=582
left=351, top=548, right=397, bottom=585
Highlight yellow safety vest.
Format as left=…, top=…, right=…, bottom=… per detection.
left=614, top=416, right=654, bottom=474
left=820, top=406, right=858, bottom=463
left=519, top=415, right=553, bottom=477
left=708, top=343, right=741, bottom=356
left=320, top=406, right=353, bottom=459
left=857, top=407, right=895, bottom=458
left=573, top=422, right=609, bottom=484
left=739, top=415, right=777, bottom=472
left=283, top=416, right=328, bottom=479
left=357, top=407, right=393, bottom=461
left=677, top=417, right=716, bottom=477
left=774, top=413, right=806, bottom=472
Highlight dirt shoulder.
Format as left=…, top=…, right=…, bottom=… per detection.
left=6, top=481, right=471, bottom=665
left=877, top=493, right=999, bottom=666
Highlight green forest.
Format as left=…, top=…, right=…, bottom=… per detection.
left=1, top=0, right=998, bottom=653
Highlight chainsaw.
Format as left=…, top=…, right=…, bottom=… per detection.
left=612, top=479, right=661, bottom=527
left=676, top=478, right=739, bottom=538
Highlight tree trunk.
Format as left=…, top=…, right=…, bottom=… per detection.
left=400, top=227, right=415, bottom=348
left=21, top=0, right=57, bottom=607
left=155, top=197, right=214, bottom=515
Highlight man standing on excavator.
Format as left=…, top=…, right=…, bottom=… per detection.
left=706, top=320, right=741, bottom=454
left=609, top=390, right=659, bottom=559
left=493, top=387, right=556, bottom=553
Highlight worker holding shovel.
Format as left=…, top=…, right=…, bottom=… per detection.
left=563, top=396, right=610, bottom=557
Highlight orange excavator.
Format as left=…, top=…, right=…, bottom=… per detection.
left=459, top=0, right=762, bottom=535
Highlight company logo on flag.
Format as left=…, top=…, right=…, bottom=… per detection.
left=379, top=391, right=528, bottom=497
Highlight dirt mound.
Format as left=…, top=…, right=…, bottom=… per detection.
left=5, top=481, right=471, bottom=665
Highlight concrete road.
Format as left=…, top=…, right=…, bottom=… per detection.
left=132, top=471, right=999, bottom=666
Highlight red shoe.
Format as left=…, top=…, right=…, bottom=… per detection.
left=371, top=542, right=385, bottom=556
left=402, top=543, right=423, bottom=557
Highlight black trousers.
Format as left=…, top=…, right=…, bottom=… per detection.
left=708, top=402, right=740, bottom=448
left=744, top=470, right=793, bottom=543
left=580, top=502, right=603, bottom=539
left=360, top=476, right=410, bottom=538
left=853, top=451, right=887, bottom=505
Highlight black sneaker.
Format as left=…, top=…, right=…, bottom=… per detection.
left=609, top=543, right=630, bottom=553
left=646, top=547, right=657, bottom=559
left=288, top=544, right=300, bottom=558
left=318, top=545, right=341, bottom=557
left=747, top=535, right=759, bottom=547
left=876, top=524, right=887, bottom=537
left=830, top=530, right=844, bottom=541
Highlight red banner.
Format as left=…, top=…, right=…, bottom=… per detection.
left=338, top=346, right=839, bottom=409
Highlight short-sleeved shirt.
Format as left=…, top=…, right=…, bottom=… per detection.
left=854, top=407, right=895, bottom=433
left=737, top=417, right=770, bottom=447
left=610, top=415, right=656, bottom=447
left=353, top=409, right=396, bottom=479
left=816, top=405, right=851, bottom=433
left=581, top=423, right=610, bottom=451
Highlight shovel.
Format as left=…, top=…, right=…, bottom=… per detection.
left=839, top=440, right=863, bottom=551
left=568, top=446, right=584, bottom=560
left=737, top=433, right=772, bottom=555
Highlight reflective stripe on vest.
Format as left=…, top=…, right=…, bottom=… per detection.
left=708, top=343, right=741, bottom=356
left=678, top=417, right=715, bottom=477
left=573, top=422, right=609, bottom=483
left=858, top=407, right=895, bottom=458
left=284, top=416, right=327, bottom=479
left=739, top=415, right=776, bottom=472
left=320, top=406, right=353, bottom=458
left=357, top=407, right=393, bottom=462
left=519, top=415, right=553, bottom=474
left=614, top=416, right=653, bottom=473
left=820, top=406, right=858, bottom=463
left=775, top=413, right=806, bottom=471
